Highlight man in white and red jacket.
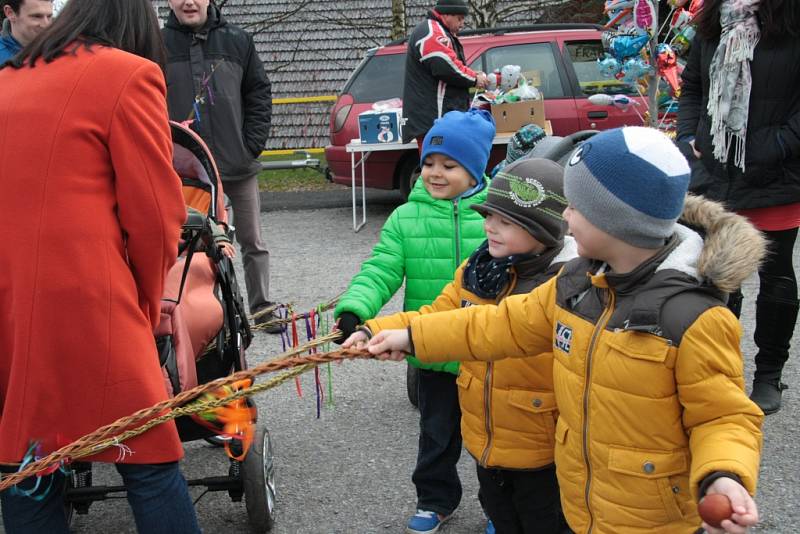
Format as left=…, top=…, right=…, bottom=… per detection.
left=402, top=0, right=488, bottom=146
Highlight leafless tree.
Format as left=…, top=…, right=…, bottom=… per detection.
left=217, top=0, right=590, bottom=46
left=534, top=0, right=605, bottom=24
left=466, top=0, right=573, bottom=28
left=225, top=0, right=317, bottom=35
left=391, top=0, right=407, bottom=40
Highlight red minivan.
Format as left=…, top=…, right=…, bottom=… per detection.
left=325, top=23, right=646, bottom=196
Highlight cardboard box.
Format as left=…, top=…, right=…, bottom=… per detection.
left=358, top=108, right=403, bottom=144
left=491, top=98, right=546, bottom=134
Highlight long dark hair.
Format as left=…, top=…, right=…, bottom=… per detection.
left=9, top=0, right=166, bottom=69
left=696, top=0, right=800, bottom=41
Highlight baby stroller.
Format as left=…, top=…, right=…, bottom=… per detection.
left=524, top=129, right=599, bottom=165
left=62, top=122, right=277, bottom=533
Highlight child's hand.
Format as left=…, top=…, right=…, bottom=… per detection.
left=342, top=330, right=369, bottom=350
left=690, top=139, right=702, bottom=159
left=210, top=221, right=235, bottom=258
left=701, top=477, right=759, bottom=534
left=219, top=241, right=236, bottom=258
left=367, top=329, right=410, bottom=361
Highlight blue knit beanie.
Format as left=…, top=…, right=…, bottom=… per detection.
left=421, top=109, right=496, bottom=183
left=563, top=127, right=690, bottom=249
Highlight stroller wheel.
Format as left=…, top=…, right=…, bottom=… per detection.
left=242, top=425, right=276, bottom=532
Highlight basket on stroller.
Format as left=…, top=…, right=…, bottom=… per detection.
left=63, top=121, right=277, bottom=533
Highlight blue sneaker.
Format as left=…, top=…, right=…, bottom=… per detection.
left=485, top=519, right=496, bottom=534
left=406, top=509, right=451, bottom=534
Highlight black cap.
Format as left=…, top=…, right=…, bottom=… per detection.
left=435, top=0, right=469, bottom=15
left=472, top=158, right=568, bottom=247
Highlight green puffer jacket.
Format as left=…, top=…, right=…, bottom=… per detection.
left=335, top=177, right=488, bottom=374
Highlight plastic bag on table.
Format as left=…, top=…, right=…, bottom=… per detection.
left=509, top=77, right=541, bottom=101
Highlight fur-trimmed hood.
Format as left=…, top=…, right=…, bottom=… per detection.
left=675, top=194, right=767, bottom=293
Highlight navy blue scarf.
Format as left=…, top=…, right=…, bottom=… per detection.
left=463, top=241, right=560, bottom=299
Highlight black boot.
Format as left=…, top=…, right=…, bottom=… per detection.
left=749, top=289, right=798, bottom=415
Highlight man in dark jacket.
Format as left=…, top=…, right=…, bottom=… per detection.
left=164, top=0, right=280, bottom=331
left=0, top=0, right=53, bottom=63
left=402, top=0, right=487, bottom=145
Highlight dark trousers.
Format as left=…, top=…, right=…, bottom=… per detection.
left=754, top=228, right=799, bottom=370
left=224, top=174, right=271, bottom=312
left=0, top=462, right=200, bottom=534
left=477, top=464, right=563, bottom=534
left=412, top=369, right=462, bottom=516
left=728, top=228, right=799, bottom=371
left=760, top=228, right=799, bottom=285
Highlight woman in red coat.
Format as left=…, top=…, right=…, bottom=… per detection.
left=0, top=1, right=200, bottom=532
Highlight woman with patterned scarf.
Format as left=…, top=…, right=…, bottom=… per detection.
left=678, top=0, right=800, bottom=415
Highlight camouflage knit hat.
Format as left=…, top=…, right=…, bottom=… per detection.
left=506, top=124, right=547, bottom=163
left=472, top=158, right=568, bottom=247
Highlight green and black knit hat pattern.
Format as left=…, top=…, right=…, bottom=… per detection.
left=472, top=158, right=568, bottom=247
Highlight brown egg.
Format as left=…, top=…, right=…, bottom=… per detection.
left=698, top=494, right=733, bottom=528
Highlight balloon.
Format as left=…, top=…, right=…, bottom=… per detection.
left=588, top=94, right=641, bottom=114
left=634, top=0, right=657, bottom=35
left=604, top=0, right=635, bottom=12
left=672, top=26, right=696, bottom=56
left=621, top=57, right=653, bottom=83
left=604, top=0, right=635, bottom=29
left=658, top=94, right=680, bottom=112
left=588, top=93, right=615, bottom=106
left=609, top=33, right=651, bottom=60
left=611, top=94, right=639, bottom=110
left=597, top=54, right=622, bottom=79
left=668, top=0, right=689, bottom=6
left=656, top=43, right=682, bottom=93
left=688, top=0, right=704, bottom=18
left=670, top=8, right=693, bottom=33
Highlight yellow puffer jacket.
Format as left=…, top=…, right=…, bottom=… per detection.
left=407, top=198, right=765, bottom=533
left=367, top=240, right=577, bottom=470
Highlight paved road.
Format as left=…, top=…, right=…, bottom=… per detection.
left=22, top=199, right=800, bottom=533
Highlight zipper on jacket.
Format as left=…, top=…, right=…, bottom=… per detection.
left=453, top=200, right=461, bottom=266
left=479, top=275, right=516, bottom=467
left=479, top=362, right=494, bottom=466
left=581, top=287, right=615, bottom=534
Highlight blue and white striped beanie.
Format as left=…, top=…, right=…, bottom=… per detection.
left=563, top=127, right=690, bottom=249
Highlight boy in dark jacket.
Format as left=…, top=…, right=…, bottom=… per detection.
left=402, top=0, right=487, bottom=145
left=335, top=109, right=494, bottom=534
left=345, top=158, right=577, bottom=534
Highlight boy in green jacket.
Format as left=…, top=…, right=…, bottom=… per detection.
left=334, top=109, right=495, bottom=534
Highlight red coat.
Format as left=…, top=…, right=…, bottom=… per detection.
left=0, top=45, right=187, bottom=464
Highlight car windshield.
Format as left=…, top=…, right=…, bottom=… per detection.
left=345, top=53, right=406, bottom=103
left=566, top=40, right=639, bottom=97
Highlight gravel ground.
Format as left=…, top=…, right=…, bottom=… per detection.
left=9, top=200, right=798, bottom=533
